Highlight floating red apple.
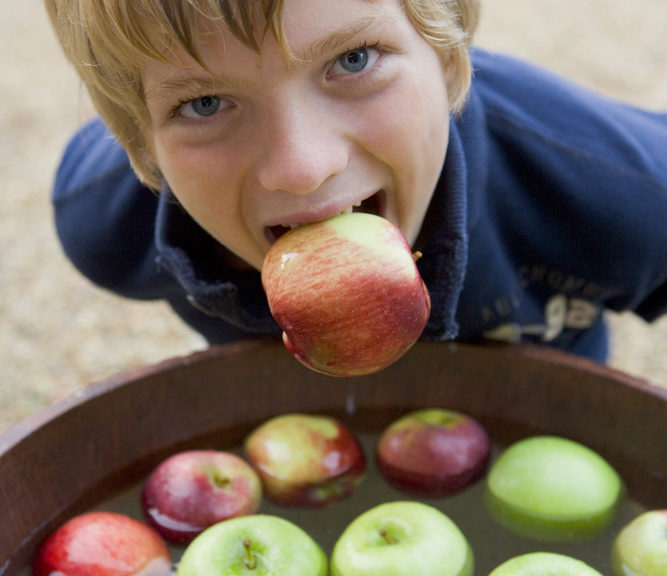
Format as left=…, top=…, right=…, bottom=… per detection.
left=244, top=413, right=366, bottom=507
left=261, top=212, right=431, bottom=377
left=32, top=511, right=171, bottom=576
left=141, top=449, right=262, bottom=545
left=375, top=408, right=491, bottom=498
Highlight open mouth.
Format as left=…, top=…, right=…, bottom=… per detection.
left=265, top=191, right=385, bottom=244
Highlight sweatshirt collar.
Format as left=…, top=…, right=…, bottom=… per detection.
left=155, top=195, right=278, bottom=334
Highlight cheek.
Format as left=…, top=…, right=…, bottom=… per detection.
left=360, top=76, right=449, bottom=180
left=154, top=140, right=249, bottom=246
left=157, top=140, right=230, bottom=197
left=361, top=71, right=449, bottom=243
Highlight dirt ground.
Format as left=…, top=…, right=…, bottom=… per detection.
left=1, top=1, right=665, bottom=433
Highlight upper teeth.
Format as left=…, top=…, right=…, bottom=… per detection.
left=287, top=203, right=361, bottom=229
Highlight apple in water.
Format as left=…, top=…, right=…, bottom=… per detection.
left=330, top=500, right=473, bottom=576
left=488, top=552, right=603, bottom=576
left=244, top=412, right=366, bottom=507
left=141, top=449, right=262, bottom=545
left=33, top=511, right=171, bottom=576
left=261, top=212, right=431, bottom=377
left=485, top=435, right=623, bottom=541
left=177, top=514, right=327, bottom=576
left=611, top=509, right=667, bottom=576
left=375, top=408, right=491, bottom=497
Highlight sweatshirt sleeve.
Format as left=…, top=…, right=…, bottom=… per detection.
left=51, top=118, right=271, bottom=344
left=471, top=50, right=667, bottom=325
left=51, top=118, right=175, bottom=300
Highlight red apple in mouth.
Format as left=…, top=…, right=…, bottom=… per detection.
left=261, top=212, right=431, bottom=377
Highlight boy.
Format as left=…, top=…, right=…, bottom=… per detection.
left=46, top=0, right=667, bottom=364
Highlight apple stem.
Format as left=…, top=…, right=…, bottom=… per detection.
left=206, top=464, right=230, bottom=489
left=379, top=529, right=397, bottom=545
left=412, top=251, right=423, bottom=262
left=243, top=539, right=257, bottom=570
left=212, top=473, right=229, bottom=489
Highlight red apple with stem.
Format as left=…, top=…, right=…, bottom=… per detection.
left=376, top=408, right=491, bottom=498
left=32, top=511, right=171, bottom=576
left=244, top=413, right=366, bottom=507
left=141, top=450, right=262, bottom=545
left=261, top=212, right=431, bottom=377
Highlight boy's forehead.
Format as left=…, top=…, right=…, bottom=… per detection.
left=198, top=0, right=399, bottom=56
left=146, top=0, right=402, bottom=77
left=285, top=2, right=399, bottom=54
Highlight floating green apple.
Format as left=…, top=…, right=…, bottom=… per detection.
left=488, top=552, right=604, bottom=576
left=261, top=212, right=431, bottom=377
left=177, top=514, right=327, bottom=576
left=330, top=501, right=473, bottom=576
left=611, top=509, right=667, bottom=576
left=485, top=435, right=623, bottom=541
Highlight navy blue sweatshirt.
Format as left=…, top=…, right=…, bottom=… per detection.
left=52, top=50, right=667, bottom=362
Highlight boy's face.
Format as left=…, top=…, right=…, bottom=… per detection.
left=143, top=0, right=451, bottom=270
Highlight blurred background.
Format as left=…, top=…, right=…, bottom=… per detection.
left=1, top=1, right=665, bottom=433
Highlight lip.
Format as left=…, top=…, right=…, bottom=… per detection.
left=264, top=190, right=386, bottom=244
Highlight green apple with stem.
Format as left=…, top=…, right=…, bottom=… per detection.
left=330, top=501, right=473, bottom=576
left=485, top=435, right=623, bottom=541
left=611, top=509, right=667, bottom=576
left=488, top=552, right=604, bottom=576
left=177, top=514, right=327, bottom=576
left=261, top=212, right=431, bottom=377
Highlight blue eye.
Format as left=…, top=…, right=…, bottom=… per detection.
left=338, top=48, right=370, bottom=73
left=181, top=95, right=221, bottom=119
left=330, top=46, right=381, bottom=78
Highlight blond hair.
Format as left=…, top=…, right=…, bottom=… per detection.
left=46, top=0, right=480, bottom=189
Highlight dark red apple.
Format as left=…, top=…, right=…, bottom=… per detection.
left=33, top=511, right=171, bottom=576
left=244, top=413, right=366, bottom=507
left=261, top=212, right=431, bottom=377
left=141, top=449, right=262, bottom=545
left=376, top=408, right=491, bottom=497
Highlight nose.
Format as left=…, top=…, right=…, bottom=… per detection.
left=255, top=100, right=348, bottom=195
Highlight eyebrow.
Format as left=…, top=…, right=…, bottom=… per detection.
left=144, top=15, right=387, bottom=101
left=294, top=16, right=383, bottom=64
left=144, top=73, right=251, bottom=102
